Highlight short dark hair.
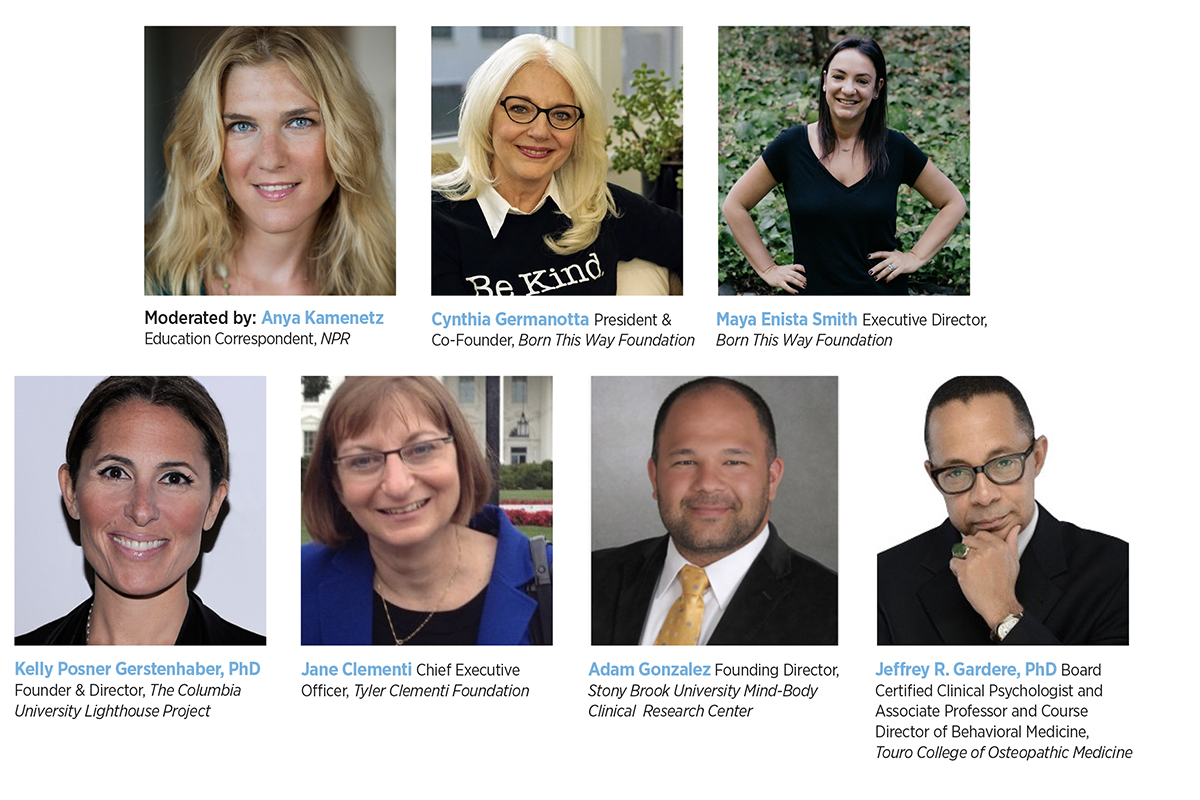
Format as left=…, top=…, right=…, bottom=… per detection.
left=924, top=376, right=1035, bottom=454
left=65, top=376, right=230, bottom=491
left=651, top=377, right=777, bottom=462
left=302, top=377, right=493, bottom=547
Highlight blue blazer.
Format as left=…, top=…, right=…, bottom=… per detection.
left=302, top=506, right=547, bottom=645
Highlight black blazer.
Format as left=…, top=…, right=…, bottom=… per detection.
left=877, top=504, right=1128, bottom=645
left=592, top=525, right=837, bottom=645
left=16, top=591, right=265, bottom=645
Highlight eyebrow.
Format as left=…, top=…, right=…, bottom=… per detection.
left=934, top=445, right=1027, bottom=467
left=92, top=454, right=198, bottom=472
left=222, top=107, right=321, bottom=122
left=506, top=95, right=575, bottom=108
left=665, top=447, right=754, bottom=458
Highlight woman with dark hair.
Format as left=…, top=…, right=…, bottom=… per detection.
left=16, top=377, right=264, bottom=645
left=301, top=377, right=550, bottom=645
left=722, top=36, right=966, bottom=295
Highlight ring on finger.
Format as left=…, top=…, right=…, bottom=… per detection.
left=951, top=542, right=970, bottom=559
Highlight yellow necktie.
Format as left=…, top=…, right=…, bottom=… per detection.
left=654, top=565, right=709, bottom=645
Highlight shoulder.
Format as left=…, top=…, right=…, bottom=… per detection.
left=770, top=124, right=808, bottom=146
left=302, top=539, right=370, bottom=581
left=886, top=128, right=928, bottom=157
left=301, top=541, right=339, bottom=573
left=16, top=599, right=91, bottom=646
left=1043, top=508, right=1128, bottom=562
left=191, top=594, right=265, bottom=645
left=765, top=529, right=837, bottom=591
left=592, top=535, right=666, bottom=574
left=878, top=520, right=954, bottom=577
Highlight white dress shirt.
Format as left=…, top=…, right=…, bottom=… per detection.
left=638, top=524, right=771, bottom=646
left=475, top=176, right=570, bottom=239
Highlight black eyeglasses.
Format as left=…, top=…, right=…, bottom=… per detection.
left=929, top=442, right=1037, bottom=495
left=333, top=436, right=454, bottom=480
left=498, top=97, right=584, bottom=130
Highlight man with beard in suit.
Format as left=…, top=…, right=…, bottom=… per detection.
left=592, top=377, right=837, bottom=645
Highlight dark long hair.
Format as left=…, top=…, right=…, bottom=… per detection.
left=817, top=36, right=889, bottom=181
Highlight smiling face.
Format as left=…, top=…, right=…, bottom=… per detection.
left=59, top=402, right=227, bottom=600
left=490, top=62, right=578, bottom=202
left=333, top=404, right=461, bottom=555
left=823, top=48, right=882, bottom=124
left=221, top=61, right=337, bottom=240
left=925, top=393, right=1048, bottom=537
left=648, top=388, right=784, bottom=566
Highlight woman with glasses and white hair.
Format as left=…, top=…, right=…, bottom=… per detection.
left=432, top=34, right=682, bottom=296
left=301, top=377, right=550, bottom=645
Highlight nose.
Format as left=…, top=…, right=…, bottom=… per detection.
left=380, top=452, right=417, bottom=495
left=967, top=471, right=999, bottom=505
left=692, top=461, right=727, bottom=492
left=527, top=112, right=553, bottom=139
left=256, top=129, right=288, bottom=171
left=125, top=481, right=160, bottom=527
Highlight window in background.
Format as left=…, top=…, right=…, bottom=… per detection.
left=432, top=26, right=554, bottom=139
left=457, top=376, right=476, bottom=405
left=621, top=27, right=682, bottom=93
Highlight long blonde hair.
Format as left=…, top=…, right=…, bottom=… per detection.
left=146, top=27, right=395, bottom=295
left=432, top=34, right=614, bottom=256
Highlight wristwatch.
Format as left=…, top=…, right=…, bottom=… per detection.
left=990, top=613, right=1023, bottom=643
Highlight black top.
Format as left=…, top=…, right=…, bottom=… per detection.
left=371, top=588, right=486, bottom=645
left=591, top=525, right=838, bottom=645
left=761, top=125, right=928, bottom=295
left=15, top=592, right=265, bottom=646
left=432, top=183, right=682, bottom=296
left=877, top=504, right=1129, bottom=645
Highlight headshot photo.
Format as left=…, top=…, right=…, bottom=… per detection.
left=592, top=376, right=837, bottom=645
left=145, top=26, right=396, bottom=296
left=718, top=26, right=969, bottom=295
left=877, top=376, right=1129, bottom=645
left=15, top=376, right=266, bottom=646
left=300, top=376, right=553, bottom=645
left=432, top=26, right=683, bottom=296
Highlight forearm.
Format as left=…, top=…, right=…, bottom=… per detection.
left=909, top=196, right=967, bottom=266
left=722, top=200, right=779, bottom=278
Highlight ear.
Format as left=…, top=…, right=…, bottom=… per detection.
left=203, top=480, right=229, bottom=530
left=647, top=457, right=658, bottom=500
left=876, top=78, right=884, bottom=98
left=767, top=457, right=784, bottom=501
left=58, top=464, right=80, bottom=520
left=1030, top=435, right=1048, bottom=479
left=821, top=70, right=828, bottom=91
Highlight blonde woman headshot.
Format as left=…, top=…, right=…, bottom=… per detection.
left=432, top=33, right=682, bottom=296
left=145, top=26, right=395, bottom=296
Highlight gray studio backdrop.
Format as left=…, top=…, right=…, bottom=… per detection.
left=591, top=376, right=837, bottom=570
left=14, top=376, right=267, bottom=639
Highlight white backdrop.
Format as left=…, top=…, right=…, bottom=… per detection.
left=0, top=5, right=1187, bottom=799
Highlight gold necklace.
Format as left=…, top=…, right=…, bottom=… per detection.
left=376, top=526, right=462, bottom=645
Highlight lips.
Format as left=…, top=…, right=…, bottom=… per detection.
left=110, top=534, right=168, bottom=557
left=969, top=515, right=1010, bottom=533
left=517, top=146, right=553, bottom=159
left=253, top=183, right=299, bottom=200
left=378, top=498, right=429, bottom=516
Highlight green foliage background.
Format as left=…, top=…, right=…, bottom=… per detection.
left=717, top=27, right=970, bottom=294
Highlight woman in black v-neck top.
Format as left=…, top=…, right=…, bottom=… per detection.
left=722, top=36, right=966, bottom=295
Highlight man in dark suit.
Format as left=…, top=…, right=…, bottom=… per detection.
left=877, top=376, right=1128, bottom=645
left=592, top=377, right=837, bottom=645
